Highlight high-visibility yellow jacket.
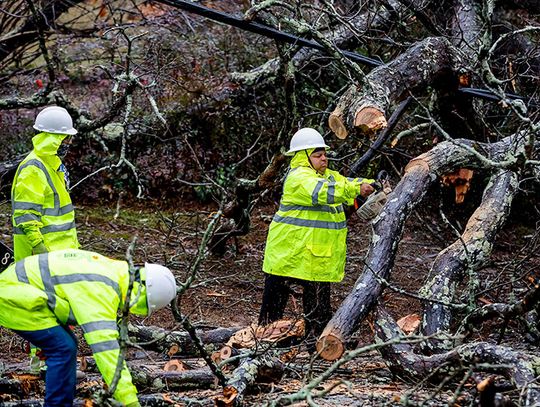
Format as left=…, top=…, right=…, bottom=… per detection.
left=262, top=150, right=374, bottom=282
left=0, top=249, right=140, bottom=405
left=11, top=132, right=79, bottom=261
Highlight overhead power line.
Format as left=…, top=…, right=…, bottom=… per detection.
left=156, top=0, right=532, bottom=106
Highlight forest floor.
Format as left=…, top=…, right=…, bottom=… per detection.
left=0, top=198, right=539, bottom=406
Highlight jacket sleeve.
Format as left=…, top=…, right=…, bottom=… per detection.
left=286, top=168, right=374, bottom=207
left=12, top=166, right=47, bottom=247
left=70, top=297, right=138, bottom=405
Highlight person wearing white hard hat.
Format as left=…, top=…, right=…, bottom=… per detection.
left=11, top=106, right=81, bottom=374
left=11, top=106, right=79, bottom=261
left=258, top=128, right=377, bottom=350
left=0, top=249, right=177, bottom=407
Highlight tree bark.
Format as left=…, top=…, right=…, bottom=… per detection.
left=128, top=324, right=242, bottom=356
left=421, top=169, right=519, bottom=352
left=131, top=366, right=217, bottom=390
left=375, top=305, right=540, bottom=406
left=329, top=37, right=458, bottom=138
left=316, top=134, right=530, bottom=361
left=215, top=353, right=285, bottom=407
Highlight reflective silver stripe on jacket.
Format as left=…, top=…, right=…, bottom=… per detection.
left=311, top=177, right=336, bottom=205
left=14, top=221, right=77, bottom=235
left=311, top=179, right=325, bottom=205
left=12, top=203, right=74, bottom=218
left=327, top=175, right=336, bottom=204
left=279, top=204, right=344, bottom=214
left=15, top=260, right=29, bottom=284
left=90, top=340, right=120, bottom=353
left=13, top=213, right=41, bottom=224
left=272, top=214, right=347, bottom=230
left=12, top=202, right=43, bottom=212
left=52, top=273, right=121, bottom=298
left=80, top=320, right=118, bottom=333
left=39, top=253, right=56, bottom=310
left=13, top=159, right=60, bottom=209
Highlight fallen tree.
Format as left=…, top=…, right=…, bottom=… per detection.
left=127, top=324, right=242, bottom=357
left=316, top=133, right=534, bottom=360
left=375, top=305, right=540, bottom=406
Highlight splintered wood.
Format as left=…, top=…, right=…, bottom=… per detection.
left=225, top=319, right=305, bottom=350
left=441, top=168, right=474, bottom=203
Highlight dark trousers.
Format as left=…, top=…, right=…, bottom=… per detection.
left=259, top=274, right=332, bottom=342
left=14, top=326, right=78, bottom=407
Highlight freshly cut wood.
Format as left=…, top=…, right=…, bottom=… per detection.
left=330, top=37, right=456, bottom=138
left=354, top=106, right=387, bottom=136
left=441, top=168, right=474, bottom=203
left=396, top=314, right=420, bottom=335
left=328, top=107, right=348, bottom=139
left=163, top=359, right=187, bottom=372
left=225, top=319, right=305, bottom=350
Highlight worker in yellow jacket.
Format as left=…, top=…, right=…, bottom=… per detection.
left=259, top=128, right=376, bottom=347
left=0, top=249, right=177, bottom=407
left=11, top=106, right=79, bottom=261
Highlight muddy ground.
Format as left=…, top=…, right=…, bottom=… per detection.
left=0, top=196, right=539, bottom=406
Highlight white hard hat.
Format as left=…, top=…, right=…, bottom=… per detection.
left=285, top=128, right=329, bottom=156
left=33, top=106, right=77, bottom=135
left=144, top=263, right=177, bottom=316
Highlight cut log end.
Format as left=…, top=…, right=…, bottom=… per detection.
left=328, top=109, right=348, bottom=139
left=354, top=107, right=387, bottom=136
left=316, top=333, right=345, bottom=361
left=163, top=359, right=186, bottom=372
left=215, top=385, right=239, bottom=407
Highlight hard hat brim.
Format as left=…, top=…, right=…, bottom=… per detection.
left=285, top=144, right=330, bottom=156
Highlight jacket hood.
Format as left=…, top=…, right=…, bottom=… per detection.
left=290, top=148, right=316, bottom=169
left=32, top=132, right=67, bottom=156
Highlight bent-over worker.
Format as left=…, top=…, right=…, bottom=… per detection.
left=0, top=249, right=177, bottom=407
left=259, top=127, right=376, bottom=349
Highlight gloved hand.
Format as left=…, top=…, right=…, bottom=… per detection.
left=360, top=183, right=375, bottom=198
left=126, top=402, right=141, bottom=407
left=32, top=242, right=48, bottom=255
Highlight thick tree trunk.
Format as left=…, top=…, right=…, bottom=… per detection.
left=421, top=169, right=519, bottom=352
left=329, top=37, right=457, bottom=138
left=375, top=305, right=540, bottom=406
left=316, top=134, right=529, bottom=361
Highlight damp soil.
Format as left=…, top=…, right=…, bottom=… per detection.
left=0, top=199, right=538, bottom=406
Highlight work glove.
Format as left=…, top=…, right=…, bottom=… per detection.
left=32, top=242, right=48, bottom=255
